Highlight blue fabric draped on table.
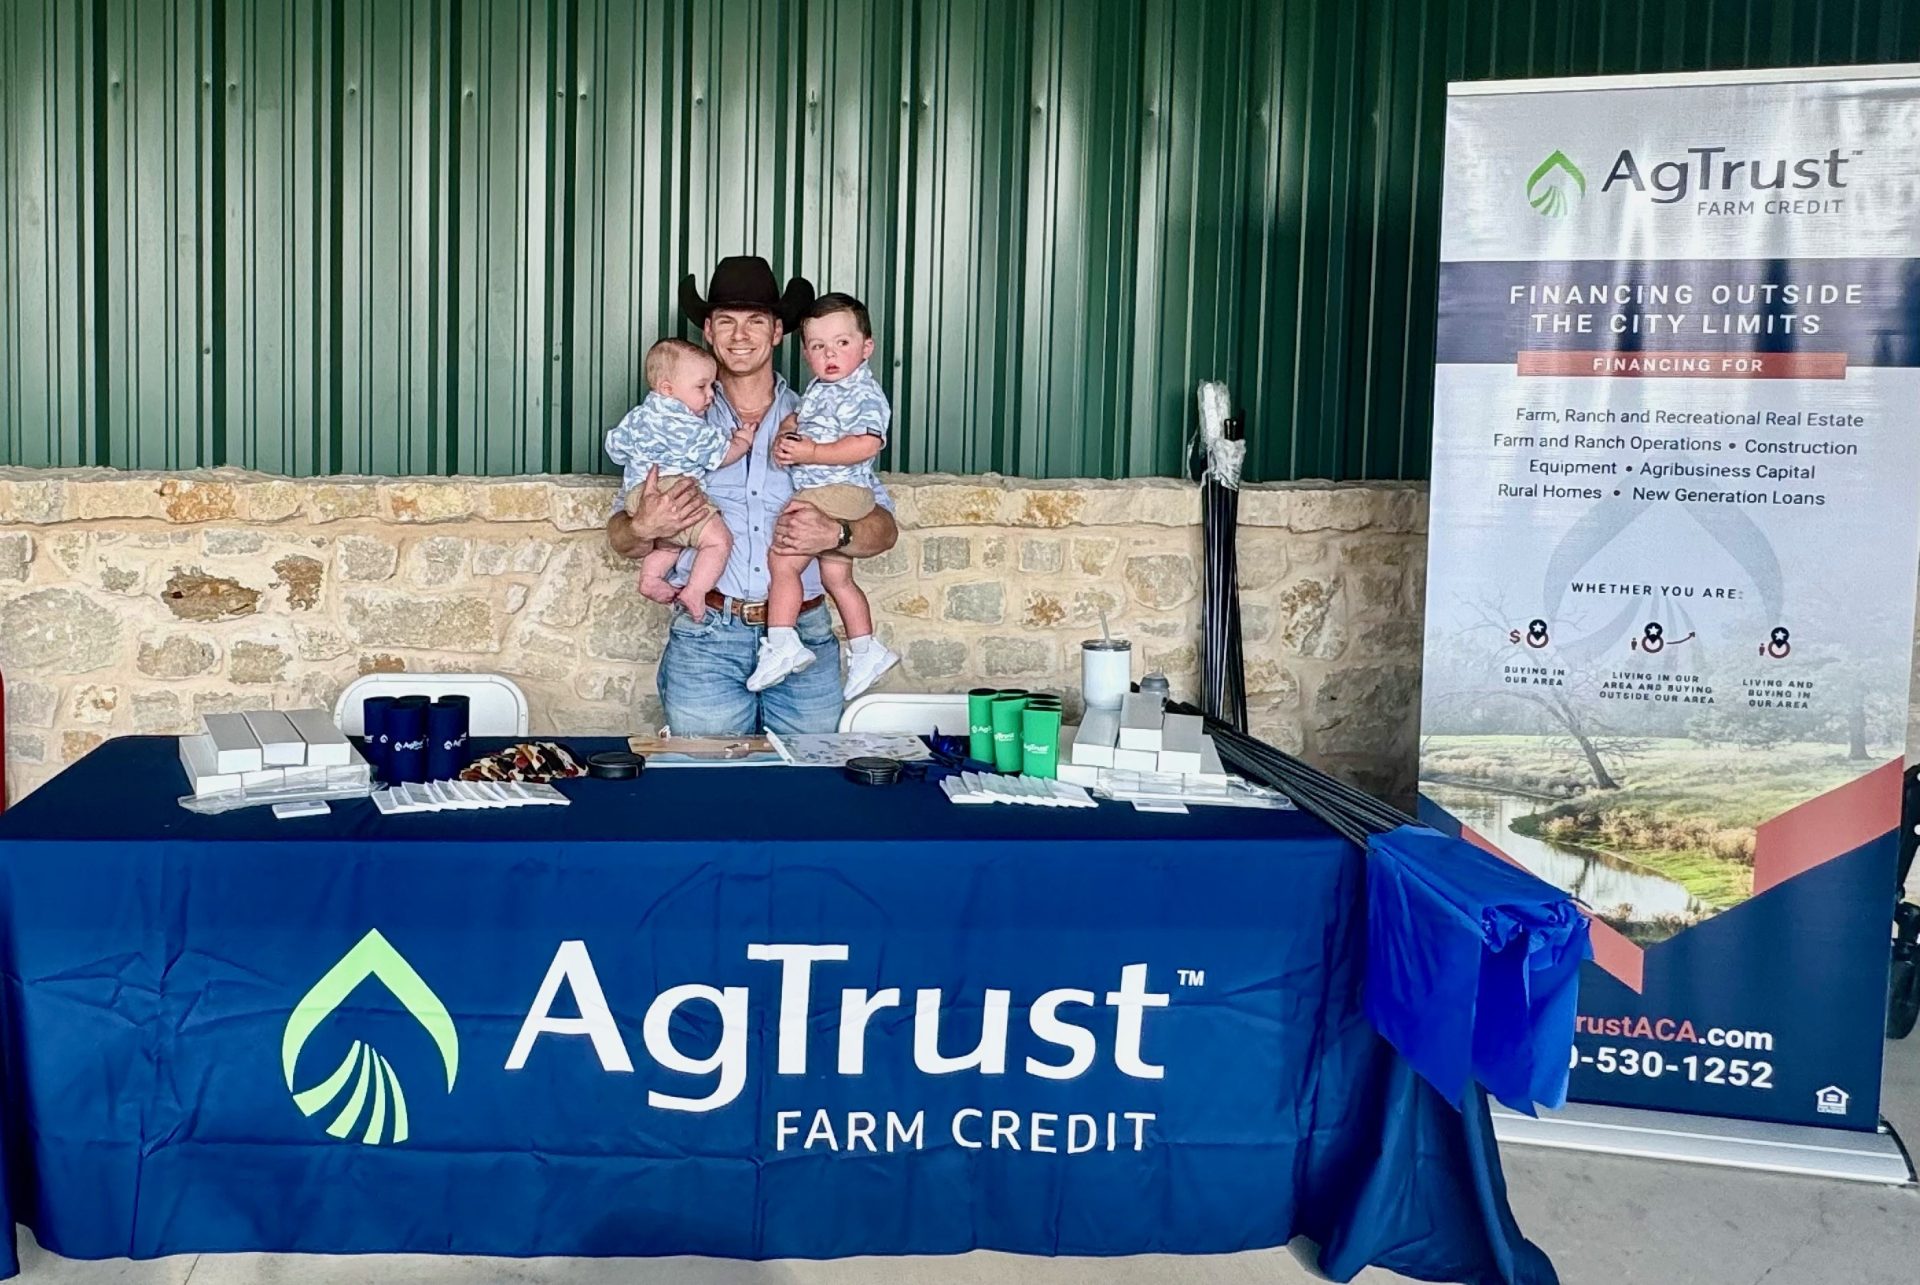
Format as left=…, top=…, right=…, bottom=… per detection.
left=1364, top=825, right=1591, bottom=1115
left=0, top=737, right=1555, bottom=1283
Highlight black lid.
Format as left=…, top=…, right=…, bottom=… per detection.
left=843, top=756, right=903, bottom=786
left=587, top=750, right=645, bottom=780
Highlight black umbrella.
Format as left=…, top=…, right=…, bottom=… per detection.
left=1194, top=383, right=1247, bottom=733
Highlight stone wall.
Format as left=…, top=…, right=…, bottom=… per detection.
left=0, top=467, right=1427, bottom=804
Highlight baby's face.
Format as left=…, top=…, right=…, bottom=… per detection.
left=660, top=356, right=718, bottom=415
left=801, top=311, right=875, bottom=383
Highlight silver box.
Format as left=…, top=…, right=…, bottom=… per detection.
left=286, top=708, right=353, bottom=767
left=1156, top=713, right=1204, bottom=775
left=201, top=713, right=264, bottom=774
left=243, top=710, right=308, bottom=767
left=178, top=734, right=242, bottom=798
left=1185, top=736, right=1231, bottom=787
left=1117, top=693, right=1163, bottom=752
left=1071, top=708, right=1121, bottom=768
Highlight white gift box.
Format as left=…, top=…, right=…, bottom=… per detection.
left=243, top=710, right=308, bottom=767
left=1117, top=693, right=1164, bottom=752
left=1156, top=713, right=1204, bottom=775
left=286, top=708, right=353, bottom=767
left=200, top=713, right=264, bottom=774
left=1070, top=708, right=1121, bottom=767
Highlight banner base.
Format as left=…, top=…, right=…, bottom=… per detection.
left=1492, top=1102, right=1914, bottom=1185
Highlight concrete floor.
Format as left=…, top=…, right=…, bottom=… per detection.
left=12, top=1040, right=1916, bottom=1285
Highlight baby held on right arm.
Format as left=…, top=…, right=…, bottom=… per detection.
left=604, top=339, right=749, bottom=623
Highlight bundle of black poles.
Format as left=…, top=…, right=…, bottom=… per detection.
left=1167, top=700, right=1417, bottom=846
left=1198, top=413, right=1248, bottom=732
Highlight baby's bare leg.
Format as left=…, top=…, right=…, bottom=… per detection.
left=818, top=554, right=872, bottom=637
left=765, top=551, right=813, bottom=629
left=674, top=521, right=733, bottom=623
left=638, top=544, right=682, bottom=604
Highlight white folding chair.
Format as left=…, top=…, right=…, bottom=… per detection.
left=837, top=693, right=970, bottom=738
left=333, top=673, right=531, bottom=736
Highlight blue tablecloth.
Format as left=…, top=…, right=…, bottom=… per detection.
left=0, top=737, right=1553, bottom=1283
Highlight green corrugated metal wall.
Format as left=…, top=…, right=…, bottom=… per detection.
left=4, top=0, right=1917, bottom=481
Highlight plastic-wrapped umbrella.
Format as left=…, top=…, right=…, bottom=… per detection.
left=1193, top=383, right=1247, bottom=733
left=1169, top=702, right=1591, bottom=1114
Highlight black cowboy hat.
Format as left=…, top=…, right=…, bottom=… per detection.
left=679, top=256, right=815, bottom=335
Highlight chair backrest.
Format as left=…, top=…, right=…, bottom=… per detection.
left=334, top=673, right=531, bottom=737
left=838, top=692, right=970, bottom=738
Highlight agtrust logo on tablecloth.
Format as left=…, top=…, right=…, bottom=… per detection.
left=280, top=934, right=1180, bottom=1154
left=282, top=929, right=459, bottom=1146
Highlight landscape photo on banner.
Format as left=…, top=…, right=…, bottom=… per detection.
left=1418, top=65, right=1920, bottom=1128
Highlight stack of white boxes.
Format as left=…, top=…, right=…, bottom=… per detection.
left=1059, top=698, right=1230, bottom=791
left=178, top=709, right=372, bottom=798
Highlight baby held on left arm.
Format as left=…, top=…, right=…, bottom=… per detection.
left=603, top=339, right=744, bottom=623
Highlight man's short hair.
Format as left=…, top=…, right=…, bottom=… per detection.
left=644, top=337, right=714, bottom=387
left=805, top=292, right=872, bottom=339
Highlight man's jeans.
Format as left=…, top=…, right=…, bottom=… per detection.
left=656, top=601, right=843, bottom=735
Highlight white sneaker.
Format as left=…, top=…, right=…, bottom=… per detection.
left=746, top=632, right=816, bottom=693
left=842, top=642, right=901, bottom=700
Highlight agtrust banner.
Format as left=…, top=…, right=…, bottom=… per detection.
left=1418, top=65, right=1920, bottom=1129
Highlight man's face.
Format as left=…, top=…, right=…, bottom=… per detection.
left=801, top=310, right=875, bottom=382
left=703, top=308, right=781, bottom=378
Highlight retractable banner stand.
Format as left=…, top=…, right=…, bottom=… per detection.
left=1419, top=65, right=1920, bottom=1138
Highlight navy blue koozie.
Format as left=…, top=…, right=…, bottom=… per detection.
left=387, top=696, right=431, bottom=783
left=427, top=695, right=470, bottom=781
left=361, top=695, right=398, bottom=777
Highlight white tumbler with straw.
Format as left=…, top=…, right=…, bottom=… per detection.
left=1082, top=639, right=1132, bottom=710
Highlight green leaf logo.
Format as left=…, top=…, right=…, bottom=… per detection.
left=283, top=929, right=457, bottom=1146
left=1527, top=149, right=1585, bottom=218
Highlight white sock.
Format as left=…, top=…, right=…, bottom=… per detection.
left=848, top=635, right=879, bottom=657
left=767, top=626, right=801, bottom=650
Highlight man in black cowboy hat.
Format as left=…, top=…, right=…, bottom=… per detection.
left=606, top=256, right=900, bottom=735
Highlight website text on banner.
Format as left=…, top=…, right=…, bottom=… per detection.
left=1417, top=65, right=1920, bottom=1130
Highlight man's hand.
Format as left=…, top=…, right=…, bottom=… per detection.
left=771, top=499, right=837, bottom=557
left=773, top=500, right=898, bottom=559
left=607, top=466, right=705, bottom=558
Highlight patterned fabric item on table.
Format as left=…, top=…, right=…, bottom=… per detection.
left=458, top=742, right=586, bottom=783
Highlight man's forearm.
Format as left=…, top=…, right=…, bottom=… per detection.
left=845, top=507, right=898, bottom=559
left=607, top=513, right=648, bottom=559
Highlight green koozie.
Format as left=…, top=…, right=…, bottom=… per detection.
left=1021, top=702, right=1063, bottom=778
left=967, top=688, right=1000, bottom=762
left=990, top=692, right=1030, bottom=773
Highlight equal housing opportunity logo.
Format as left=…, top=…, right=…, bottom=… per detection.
left=282, top=929, right=459, bottom=1146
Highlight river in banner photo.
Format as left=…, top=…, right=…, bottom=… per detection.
left=1422, top=779, right=1708, bottom=944
left=1420, top=735, right=1885, bottom=946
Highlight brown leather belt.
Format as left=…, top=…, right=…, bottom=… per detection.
left=705, top=591, right=825, bottom=627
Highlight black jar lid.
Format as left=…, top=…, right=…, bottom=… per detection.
left=587, top=750, right=645, bottom=780
left=843, top=756, right=903, bottom=786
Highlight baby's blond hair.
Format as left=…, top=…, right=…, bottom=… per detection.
left=644, top=337, right=714, bottom=389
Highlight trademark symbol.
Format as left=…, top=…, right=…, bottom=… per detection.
left=1177, top=969, right=1206, bottom=987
